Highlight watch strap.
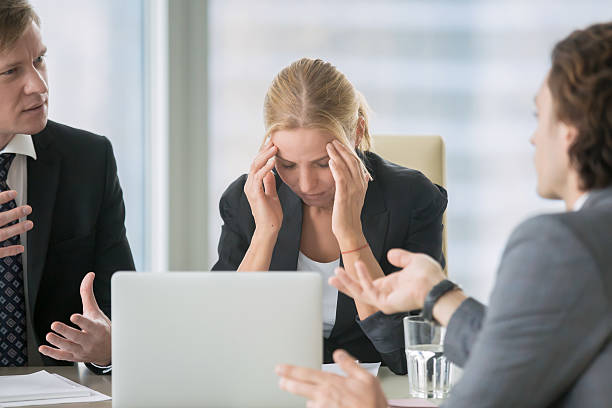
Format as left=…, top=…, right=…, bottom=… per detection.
left=422, top=279, right=459, bottom=323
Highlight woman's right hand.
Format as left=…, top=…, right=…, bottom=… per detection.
left=244, top=140, right=283, bottom=237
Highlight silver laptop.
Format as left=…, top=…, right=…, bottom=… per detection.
left=111, top=272, right=322, bottom=408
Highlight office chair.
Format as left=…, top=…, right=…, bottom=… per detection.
left=372, top=135, right=448, bottom=273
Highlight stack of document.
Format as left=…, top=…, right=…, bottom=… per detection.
left=0, top=371, right=110, bottom=407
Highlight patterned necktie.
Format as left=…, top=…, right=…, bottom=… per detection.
left=0, top=153, right=27, bottom=366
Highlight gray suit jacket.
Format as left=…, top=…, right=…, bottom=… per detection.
left=443, top=187, right=612, bottom=407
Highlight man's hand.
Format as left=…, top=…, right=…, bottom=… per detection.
left=39, top=272, right=112, bottom=366
left=276, top=349, right=388, bottom=408
left=329, top=248, right=446, bottom=314
left=0, top=190, right=33, bottom=258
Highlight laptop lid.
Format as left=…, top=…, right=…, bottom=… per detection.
left=112, top=272, right=322, bottom=408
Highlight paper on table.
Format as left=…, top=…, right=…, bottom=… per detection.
left=0, top=372, right=110, bottom=407
left=0, top=371, right=89, bottom=403
left=322, top=361, right=381, bottom=377
left=387, top=398, right=439, bottom=407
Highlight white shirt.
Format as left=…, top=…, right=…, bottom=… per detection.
left=297, top=251, right=339, bottom=339
left=0, top=134, right=41, bottom=365
left=573, top=193, right=589, bottom=211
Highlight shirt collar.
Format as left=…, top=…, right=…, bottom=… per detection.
left=573, top=192, right=589, bottom=211
left=0, top=134, right=37, bottom=160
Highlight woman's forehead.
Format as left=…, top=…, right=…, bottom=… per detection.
left=271, top=128, right=335, bottom=161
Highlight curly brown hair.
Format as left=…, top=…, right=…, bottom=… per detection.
left=548, top=22, right=612, bottom=190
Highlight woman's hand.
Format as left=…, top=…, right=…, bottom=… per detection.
left=244, top=140, right=283, bottom=237
left=327, top=140, right=369, bottom=249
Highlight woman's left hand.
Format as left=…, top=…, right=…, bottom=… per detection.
left=327, top=140, right=370, bottom=248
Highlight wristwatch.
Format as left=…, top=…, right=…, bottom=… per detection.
left=422, top=279, right=459, bottom=323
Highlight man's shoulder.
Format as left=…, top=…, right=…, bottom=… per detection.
left=507, top=213, right=585, bottom=258
left=36, top=120, right=111, bottom=152
left=511, top=208, right=612, bottom=247
left=504, top=209, right=612, bottom=290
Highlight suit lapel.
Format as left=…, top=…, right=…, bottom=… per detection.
left=269, top=177, right=303, bottom=270
left=27, top=129, right=61, bottom=315
left=360, top=181, right=390, bottom=266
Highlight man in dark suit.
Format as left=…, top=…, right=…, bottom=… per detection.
left=0, top=0, right=134, bottom=373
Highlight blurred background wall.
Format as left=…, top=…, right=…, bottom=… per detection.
left=31, top=0, right=612, bottom=303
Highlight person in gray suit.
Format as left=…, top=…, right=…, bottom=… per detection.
left=275, top=22, right=612, bottom=408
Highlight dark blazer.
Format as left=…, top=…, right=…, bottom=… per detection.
left=27, top=121, right=135, bottom=372
left=213, top=151, right=447, bottom=375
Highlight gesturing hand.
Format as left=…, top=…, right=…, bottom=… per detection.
left=244, top=140, right=283, bottom=235
left=0, top=190, right=33, bottom=258
left=276, top=349, right=388, bottom=408
left=326, top=140, right=369, bottom=246
left=329, top=249, right=446, bottom=314
left=39, top=272, right=112, bottom=366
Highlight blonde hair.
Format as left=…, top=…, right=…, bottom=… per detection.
left=0, top=0, right=40, bottom=53
left=263, top=58, right=373, bottom=174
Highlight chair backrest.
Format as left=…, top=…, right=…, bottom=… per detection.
left=372, top=135, right=448, bottom=271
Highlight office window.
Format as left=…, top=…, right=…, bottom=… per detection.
left=209, top=0, right=612, bottom=302
left=31, top=0, right=147, bottom=270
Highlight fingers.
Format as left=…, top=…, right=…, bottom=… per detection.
left=262, top=171, right=277, bottom=197
left=278, top=376, right=319, bottom=400
left=0, top=190, right=17, bottom=205
left=276, top=364, right=339, bottom=401
left=255, top=157, right=276, bottom=185
left=246, top=140, right=277, bottom=194
left=249, top=143, right=278, bottom=175
left=332, top=264, right=382, bottom=310
left=387, top=248, right=414, bottom=269
left=45, top=332, right=81, bottom=355
left=354, top=262, right=376, bottom=293
left=80, top=272, right=100, bottom=315
left=70, top=314, right=97, bottom=332
left=38, top=345, right=77, bottom=362
left=328, top=275, right=349, bottom=297
left=50, top=321, right=87, bottom=344
left=0, top=220, right=33, bottom=242
left=326, top=143, right=351, bottom=184
left=354, top=261, right=381, bottom=300
left=276, top=364, right=335, bottom=385
left=333, top=349, right=372, bottom=382
left=0, top=245, right=24, bottom=257
left=354, top=263, right=393, bottom=311
left=329, top=140, right=361, bottom=180
left=0, top=204, right=31, bottom=228
left=247, top=157, right=276, bottom=199
left=331, top=267, right=364, bottom=299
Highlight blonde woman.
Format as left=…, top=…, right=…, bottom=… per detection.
left=213, top=58, right=447, bottom=374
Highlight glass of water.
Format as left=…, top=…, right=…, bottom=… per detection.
left=403, top=315, right=454, bottom=399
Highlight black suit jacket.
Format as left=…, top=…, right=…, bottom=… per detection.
left=213, top=151, right=447, bottom=374
left=27, top=121, right=135, bottom=371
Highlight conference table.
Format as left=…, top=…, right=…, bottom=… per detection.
left=0, top=364, right=441, bottom=407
